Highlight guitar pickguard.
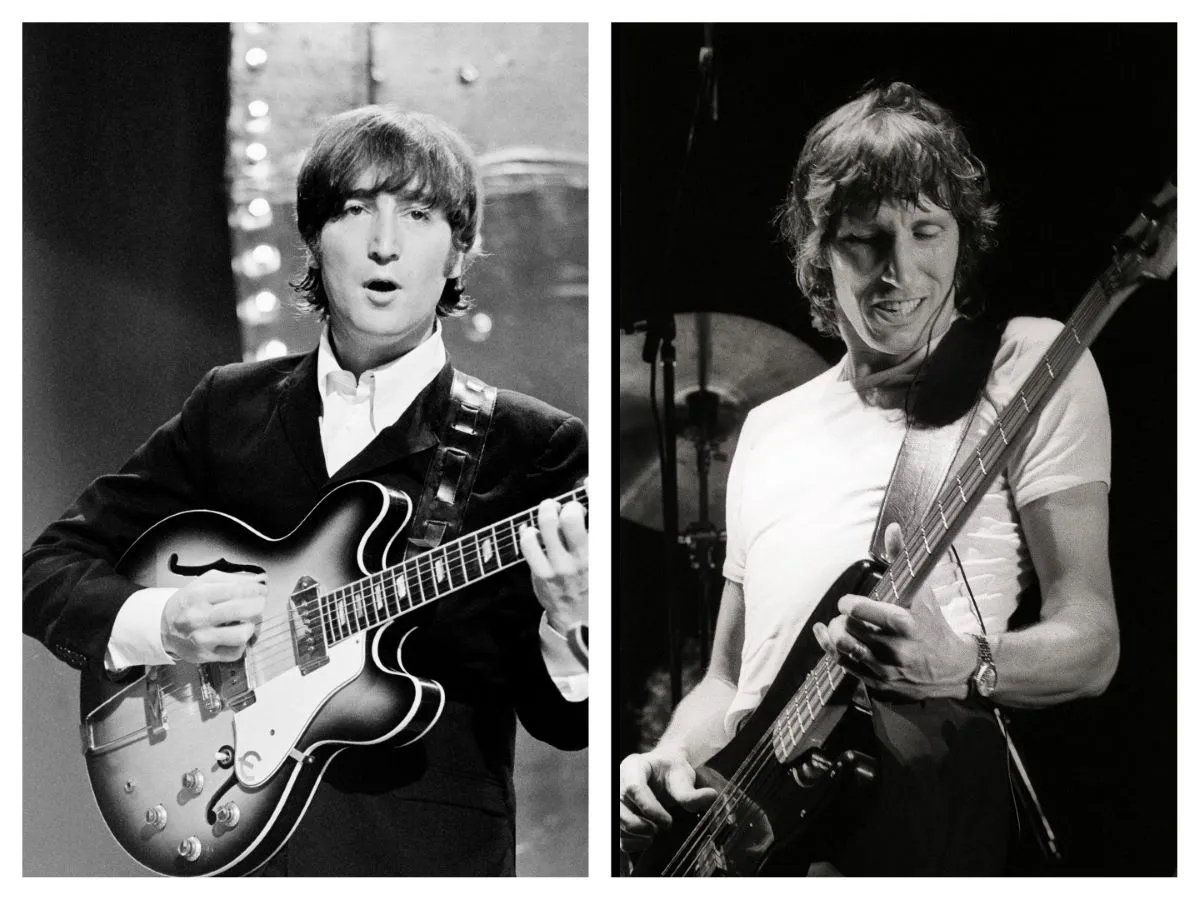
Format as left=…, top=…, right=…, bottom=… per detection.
left=230, top=635, right=367, bottom=787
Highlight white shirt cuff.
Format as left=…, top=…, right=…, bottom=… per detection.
left=539, top=613, right=589, bottom=702
left=105, top=587, right=177, bottom=672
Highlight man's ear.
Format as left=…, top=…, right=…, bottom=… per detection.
left=445, top=249, right=465, bottom=279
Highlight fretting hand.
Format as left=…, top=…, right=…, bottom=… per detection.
left=520, top=497, right=588, bottom=634
left=813, top=523, right=976, bottom=700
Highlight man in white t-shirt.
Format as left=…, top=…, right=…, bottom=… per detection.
left=619, top=82, right=1117, bottom=875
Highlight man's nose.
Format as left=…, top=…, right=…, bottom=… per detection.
left=880, top=236, right=916, bottom=288
left=368, top=214, right=401, bottom=263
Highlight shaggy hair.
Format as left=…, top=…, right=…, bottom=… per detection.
left=777, top=82, right=999, bottom=336
left=291, top=106, right=481, bottom=318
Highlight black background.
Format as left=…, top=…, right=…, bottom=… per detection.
left=617, top=22, right=1177, bottom=875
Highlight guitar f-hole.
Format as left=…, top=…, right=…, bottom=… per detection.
left=168, top=553, right=264, bottom=577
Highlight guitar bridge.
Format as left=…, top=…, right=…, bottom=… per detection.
left=288, top=575, right=329, bottom=675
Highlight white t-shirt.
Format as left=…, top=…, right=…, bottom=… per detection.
left=721, top=317, right=1111, bottom=736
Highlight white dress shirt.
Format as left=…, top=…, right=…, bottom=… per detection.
left=106, top=324, right=587, bottom=701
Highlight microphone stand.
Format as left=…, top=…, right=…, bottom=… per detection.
left=642, top=315, right=682, bottom=706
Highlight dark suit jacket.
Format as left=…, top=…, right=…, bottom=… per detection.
left=23, top=349, right=588, bottom=875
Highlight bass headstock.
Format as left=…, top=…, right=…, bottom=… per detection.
left=1115, top=175, right=1177, bottom=283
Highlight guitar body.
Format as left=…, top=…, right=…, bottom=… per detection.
left=633, top=559, right=884, bottom=876
left=79, top=481, right=445, bottom=877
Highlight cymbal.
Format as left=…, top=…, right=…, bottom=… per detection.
left=620, top=312, right=828, bottom=532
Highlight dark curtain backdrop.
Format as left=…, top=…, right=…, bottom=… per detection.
left=617, top=22, right=1176, bottom=876
left=24, top=23, right=246, bottom=876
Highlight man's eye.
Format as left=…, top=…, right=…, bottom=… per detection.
left=406, top=207, right=432, bottom=222
left=914, top=228, right=942, bottom=240
left=343, top=203, right=368, bottom=216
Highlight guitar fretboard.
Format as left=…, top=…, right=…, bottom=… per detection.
left=308, top=486, right=587, bottom=647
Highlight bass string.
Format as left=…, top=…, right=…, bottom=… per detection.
left=668, top=252, right=1133, bottom=874
left=666, top=653, right=845, bottom=874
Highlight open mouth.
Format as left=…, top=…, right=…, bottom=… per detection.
left=365, top=278, right=400, bottom=292
left=874, top=296, right=924, bottom=317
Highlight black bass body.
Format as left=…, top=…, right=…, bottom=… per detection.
left=80, top=480, right=445, bottom=877
left=632, top=559, right=884, bottom=876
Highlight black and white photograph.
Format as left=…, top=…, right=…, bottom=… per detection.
left=617, top=21, right=1176, bottom=876
left=23, top=22, right=589, bottom=877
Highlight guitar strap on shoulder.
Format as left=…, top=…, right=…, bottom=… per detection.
left=404, top=369, right=498, bottom=560
left=868, top=405, right=979, bottom=560
left=868, top=378, right=1062, bottom=869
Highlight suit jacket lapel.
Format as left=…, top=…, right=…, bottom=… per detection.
left=328, top=360, right=454, bottom=485
left=275, top=349, right=331, bottom=490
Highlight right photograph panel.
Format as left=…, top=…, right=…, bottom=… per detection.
left=616, top=21, right=1176, bottom=877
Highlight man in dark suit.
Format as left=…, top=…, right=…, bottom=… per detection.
left=23, top=106, right=588, bottom=876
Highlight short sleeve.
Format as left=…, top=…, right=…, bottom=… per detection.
left=722, top=417, right=754, bottom=584
left=1001, top=323, right=1112, bottom=508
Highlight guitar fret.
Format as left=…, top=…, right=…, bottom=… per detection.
left=416, top=554, right=438, bottom=603
left=371, top=578, right=386, bottom=614
left=352, top=584, right=367, bottom=627
left=405, top=562, right=426, bottom=609
left=308, top=486, right=587, bottom=649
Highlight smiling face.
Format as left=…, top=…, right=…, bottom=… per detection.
left=828, top=196, right=961, bottom=376
left=317, top=173, right=462, bottom=374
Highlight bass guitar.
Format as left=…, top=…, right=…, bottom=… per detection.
left=80, top=478, right=587, bottom=876
left=630, top=177, right=1176, bottom=875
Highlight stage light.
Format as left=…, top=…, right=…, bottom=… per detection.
left=237, top=290, right=281, bottom=325
left=248, top=99, right=269, bottom=118
left=256, top=339, right=288, bottom=360
left=462, top=311, right=494, bottom=343
left=254, top=290, right=279, bottom=314
left=248, top=198, right=270, bottom=218
left=234, top=243, right=282, bottom=278
left=246, top=142, right=268, bottom=162
left=245, top=47, right=268, bottom=69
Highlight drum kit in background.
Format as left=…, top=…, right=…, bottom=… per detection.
left=619, top=312, right=827, bottom=687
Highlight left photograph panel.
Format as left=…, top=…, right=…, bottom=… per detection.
left=23, top=22, right=589, bottom=877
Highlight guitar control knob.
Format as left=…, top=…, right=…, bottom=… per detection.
left=214, top=746, right=235, bottom=769
left=182, top=769, right=205, bottom=794
left=177, top=837, right=203, bottom=862
left=215, top=801, right=241, bottom=828
left=145, top=804, right=168, bottom=830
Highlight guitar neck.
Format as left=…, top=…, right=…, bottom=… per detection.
left=318, top=485, right=588, bottom=647
left=772, top=250, right=1146, bottom=758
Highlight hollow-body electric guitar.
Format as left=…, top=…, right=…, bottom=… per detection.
left=630, top=179, right=1176, bottom=875
left=80, top=478, right=587, bottom=877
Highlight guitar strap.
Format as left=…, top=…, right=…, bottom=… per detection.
left=868, top=404, right=978, bottom=561
left=404, top=369, right=497, bottom=560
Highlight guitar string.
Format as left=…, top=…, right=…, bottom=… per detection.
left=662, top=266, right=1125, bottom=873
left=197, top=487, right=587, bottom=675
left=146, top=505, right=571, bottom=721
left=203, top=488, right=589, bottom=682
left=139, top=489, right=586, bottom=718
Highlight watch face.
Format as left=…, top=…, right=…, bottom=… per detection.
left=974, top=663, right=998, bottom=697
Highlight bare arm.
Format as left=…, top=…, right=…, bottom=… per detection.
left=619, top=578, right=745, bottom=850
left=989, top=480, right=1119, bottom=705
left=817, top=482, right=1119, bottom=707
left=655, top=578, right=745, bottom=762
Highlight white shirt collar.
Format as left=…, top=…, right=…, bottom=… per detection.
left=316, top=321, right=447, bottom=432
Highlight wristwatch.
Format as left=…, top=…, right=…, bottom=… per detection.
left=969, top=633, right=997, bottom=699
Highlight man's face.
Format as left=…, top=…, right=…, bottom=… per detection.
left=828, top=196, right=960, bottom=370
left=317, top=171, right=462, bottom=361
